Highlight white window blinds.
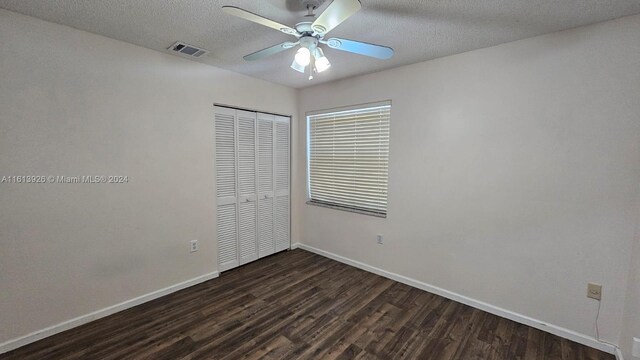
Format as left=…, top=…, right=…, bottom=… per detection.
left=307, top=102, right=390, bottom=217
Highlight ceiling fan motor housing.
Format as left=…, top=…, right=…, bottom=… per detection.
left=299, top=36, right=319, bottom=51
left=295, top=22, right=314, bottom=35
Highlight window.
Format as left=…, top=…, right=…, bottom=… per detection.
left=307, top=101, right=390, bottom=217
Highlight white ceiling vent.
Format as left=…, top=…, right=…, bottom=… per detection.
left=168, top=42, right=208, bottom=58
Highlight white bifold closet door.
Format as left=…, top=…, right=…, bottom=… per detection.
left=257, top=113, right=275, bottom=258
left=215, top=106, right=290, bottom=272
left=215, top=107, right=239, bottom=272
left=274, top=115, right=290, bottom=253
left=237, top=110, right=258, bottom=265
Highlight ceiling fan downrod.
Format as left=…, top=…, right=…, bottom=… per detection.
left=301, top=0, right=323, bottom=17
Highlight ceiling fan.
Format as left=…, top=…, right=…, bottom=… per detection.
left=222, top=0, right=394, bottom=80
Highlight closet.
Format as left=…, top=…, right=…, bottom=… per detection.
left=214, top=106, right=290, bottom=272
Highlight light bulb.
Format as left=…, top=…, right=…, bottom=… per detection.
left=294, top=47, right=311, bottom=66
left=290, top=59, right=305, bottom=73
left=315, top=57, right=330, bottom=72
left=313, top=48, right=331, bottom=73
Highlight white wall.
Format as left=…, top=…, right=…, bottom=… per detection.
left=621, top=189, right=640, bottom=359
left=0, top=9, right=297, bottom=345
left=295, top=14, right=640, bottom=347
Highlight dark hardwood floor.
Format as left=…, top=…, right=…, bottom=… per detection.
left=1, top=249, right=613, bottom=360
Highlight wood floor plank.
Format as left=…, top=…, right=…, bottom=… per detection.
left=0, top=249, right=615, bottom=360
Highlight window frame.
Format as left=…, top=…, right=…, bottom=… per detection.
left=305, top=100, right=391, bottom=218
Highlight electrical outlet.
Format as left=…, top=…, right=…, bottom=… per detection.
left=377, top=234, right=384, bottom=245
left=190, top=240, right=198, bottom=253
left=587, top=283, right=602, bottom=300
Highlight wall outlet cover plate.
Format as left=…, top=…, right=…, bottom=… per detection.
left=632, top=337, right=640, bottom=357
left=587, top=283, right=602, bottom=300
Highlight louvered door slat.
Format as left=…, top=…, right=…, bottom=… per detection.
left=238, top=200, right=257, bottom=264
left=217, top=203, right=238, bottom=271
left=258, top=197, right=274, bottom=257
left=238, top=111, right=256, bottom=196
left=258, top=115, right=274, bottom=194
left=237, top=110, right=258, bottom=264
left=275, top=120, right=289, bottom=194
left=215, top=106, right=238, bottom=271
left=275, top=195, right=289, bottom=252
left=215, top=112, right=236, bottom=200
left=217, top=203, right=237, bottom=264
left=257, top=113, right=275, bottom=258
left=274, top=116, right=290, bottom=252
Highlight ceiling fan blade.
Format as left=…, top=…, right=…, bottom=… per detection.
left=244, top=42, right=298, bottom=61
left=325, top=38, right=394, bottom=59
left=311, top=0, right=361, bottom=36
left=222, top=6, right=300, bottom=36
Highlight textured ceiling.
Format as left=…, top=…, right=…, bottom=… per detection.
left=2, top=0, right=640, bottom=88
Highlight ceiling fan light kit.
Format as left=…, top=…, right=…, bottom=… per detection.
left=222, top=0, right=394, bottom=80
left=290, top=58, right=306, bottom=73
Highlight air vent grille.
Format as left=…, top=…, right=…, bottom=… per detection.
left=168, top=42, right=208, bottom=58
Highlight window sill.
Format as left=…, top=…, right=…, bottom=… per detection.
left=305, top=201, right=387, bottom=218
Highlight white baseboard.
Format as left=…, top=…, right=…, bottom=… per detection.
left=296, top=243, right=619, bottom=355
left=291, top=242, right=301, bottom=249
left=616, top=347, right=625, bottom=360
left=0, top=271, right=219, bottom=355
